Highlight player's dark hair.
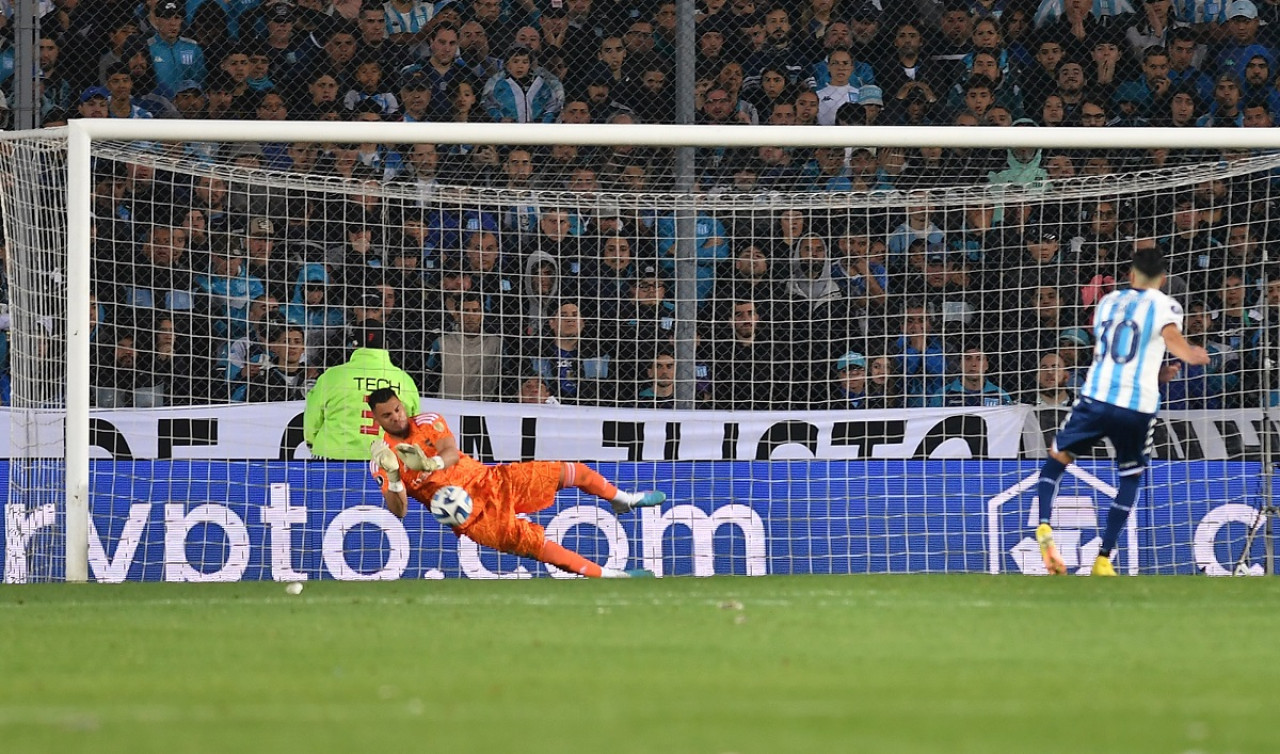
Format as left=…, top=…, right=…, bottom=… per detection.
left=367, top=387, right=398, bottom=412
left=1131, top=247, right=1166, bottom=278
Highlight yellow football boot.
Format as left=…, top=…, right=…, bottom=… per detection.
left=1035, top=524, right=1067, bottom=575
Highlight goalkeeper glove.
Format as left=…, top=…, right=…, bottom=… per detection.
left=370, top=440, right=404, bottom=493
left=396, top=443, right=444, bottom=472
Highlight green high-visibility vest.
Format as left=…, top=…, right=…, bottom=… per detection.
left=303, top=349, right=421, bottom=460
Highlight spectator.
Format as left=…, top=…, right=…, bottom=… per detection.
left=460, top=228, right=520, bottom=333
left=458, top=19, right=502, bottom=82
left=1166, top=27, right=1213, bottom=103
left=103, top=64, right=154, bottom=119
left=283, top=263, right=346, bottom=368
left=443, top=77, right=483, bottom=123
left=1197, top=71, right=1245, bottom=126
left=635, top=349, right=678, bottom=408
left=1216, top=1, right=1273, bottom=80
left=294, top=67, right=342, bottom=119
left=819, top=349, right=886, bottom=409
left=528, top=299, right=611, bottom=404
left=172, top=79, right=208, bottom=118
left=517, top=251, right=567, bottom=338
left=832, top=223, right=890, bottom=315
left=1124, top=0, right=1184, bottom=62
left=893, top=302, right=948, bottom=407
left=517, top=376, right=560, bottom=404
left=144, top=312, right=207, bottom=405
left=613, top=262, right=678, bottom=383
left=202, top=70, right=241, bottom=118
left=932, top=342, right=1015, bottom=407
left=794, top=88, right=821, bottom=124
left=581, top=232, right=639, bottom=320
left=194, top=235, right=267, bottom=338
left=878, top=21, right=940, bottom=104
left=496, top=148, right=542, bottom=240
left=117, top=217, right=195, bottom=314
left=1057, top=327, right=1092, bottom=393
left=37, top=33, right=74, bottom=113
left=242, top=216, right=296, bottom=303
left=1070, top=199, right=1128, bottom=310
left=815, top=46, right=871, bottom=125
left=263, top=2, right=306, bottom=80
left=91, top=327, right=144, bottom=408
left=929, top=2, right=976, bottom=87
left=76, top=86, right=110, bottom=119
left=244, top=41, right=276, bottom=93
left=1113, top=46, right=1173, bottom=119
left=425, top=292, right=508, bottom=400
left=749, top=65, right=797, bottom=120
left=775, top=233, right=853, bottom=406
left=1161, top=307, right=1224, bottom=411
left=888, top=196, right=946, bottom=262
left=1030, top=350, right=1074, bottom=406
left=234, top=322, right=311, bottom=402
left=654, top=210, right=730, bottom=302
left=1211, top=269, right=1264, bottom=359
left=148, top=0, right=207, bottom=99
left=713, top=240, right=786, bottom=321
left=342, top=54, right=400, bottom=115
left=98, top=14, right=144, bottom=88
left=1183, top=299, right=1236, bottom=402
left=864, top=350, right=903, bottom=408
left=413, top=24, right=467, bottom=116
left=711, top=298, right=780, bottom=409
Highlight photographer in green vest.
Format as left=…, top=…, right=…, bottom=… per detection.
left=303, top=321, right=421, bottom=459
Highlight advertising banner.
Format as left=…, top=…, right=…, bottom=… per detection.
left=3, top=460, right=1269, bottom=582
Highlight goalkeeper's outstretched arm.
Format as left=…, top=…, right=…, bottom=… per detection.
left=371, top=440, right=409, bottom=518
left=382, top=487, right=407, bottom=519
left=397, top=433, right=461, bottom=472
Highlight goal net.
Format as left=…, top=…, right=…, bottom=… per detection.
left=1, top=122, right=1275, bottom=582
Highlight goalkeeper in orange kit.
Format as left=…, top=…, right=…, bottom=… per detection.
left=366, top=387, right=665, bottom=578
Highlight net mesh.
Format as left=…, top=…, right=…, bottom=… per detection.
left=1, top=130, right=1276, bottom=581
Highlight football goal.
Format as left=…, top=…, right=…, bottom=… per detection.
left=0, top=120, right=1275, bottom=582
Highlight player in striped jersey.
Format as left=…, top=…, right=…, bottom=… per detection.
left=1035, top=247, right=1209, bottom=576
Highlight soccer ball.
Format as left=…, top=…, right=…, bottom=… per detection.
left=429, top=486, right=473, bottom=527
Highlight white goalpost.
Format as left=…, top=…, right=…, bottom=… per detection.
left=1, top=119, right=1276, bottom=582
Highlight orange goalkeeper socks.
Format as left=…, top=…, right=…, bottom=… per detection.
left=538, top=540, right=603, bottom=578
left=562, top=462, right=621, bottom=502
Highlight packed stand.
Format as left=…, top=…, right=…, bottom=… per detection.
left=4, top=0, right=1277, bottom=409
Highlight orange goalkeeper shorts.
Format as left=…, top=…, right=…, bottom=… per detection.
left=455, top=461, right=562, bottom=558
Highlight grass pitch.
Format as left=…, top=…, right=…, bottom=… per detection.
left=1, top=576, right=1275, bottom=754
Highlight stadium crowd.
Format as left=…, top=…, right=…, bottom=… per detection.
left=0, top=0, right=1277, bottom=410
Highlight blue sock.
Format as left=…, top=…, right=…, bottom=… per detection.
left=1100, top=475, right=1142, bottom=556
left=1037, top=458, right=1067, bottom=525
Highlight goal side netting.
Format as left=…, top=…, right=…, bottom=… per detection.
left=1, top=123, right=1275, bottom=582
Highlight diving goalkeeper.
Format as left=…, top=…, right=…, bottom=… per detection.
left=366, top=387, right=665, bottom=578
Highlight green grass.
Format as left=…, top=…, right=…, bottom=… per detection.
left=1, top=576, right=1276, bottom=754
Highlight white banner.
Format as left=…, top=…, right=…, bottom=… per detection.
left=0, top=402, right=1027, bottom=461
left=0, top=403, right=1272, bottom=461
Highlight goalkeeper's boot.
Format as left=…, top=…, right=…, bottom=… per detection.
left=611, top=491, right=666, bottom=515
left=1092, top=554, right=1117, bottom=577
left=624, top=569, right=657, bottom=579
left=1035, top=523, right=1067, bottom=575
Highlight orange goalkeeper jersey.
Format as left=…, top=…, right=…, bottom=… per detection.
left=370, top=412, right=488, bottom=502
left=370, top=413, right=564, bottom=558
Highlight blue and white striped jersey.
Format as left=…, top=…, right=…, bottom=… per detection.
left=383, top=0, right=435, bottom=36
left=1080, top=287, right=1183, bottom=414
